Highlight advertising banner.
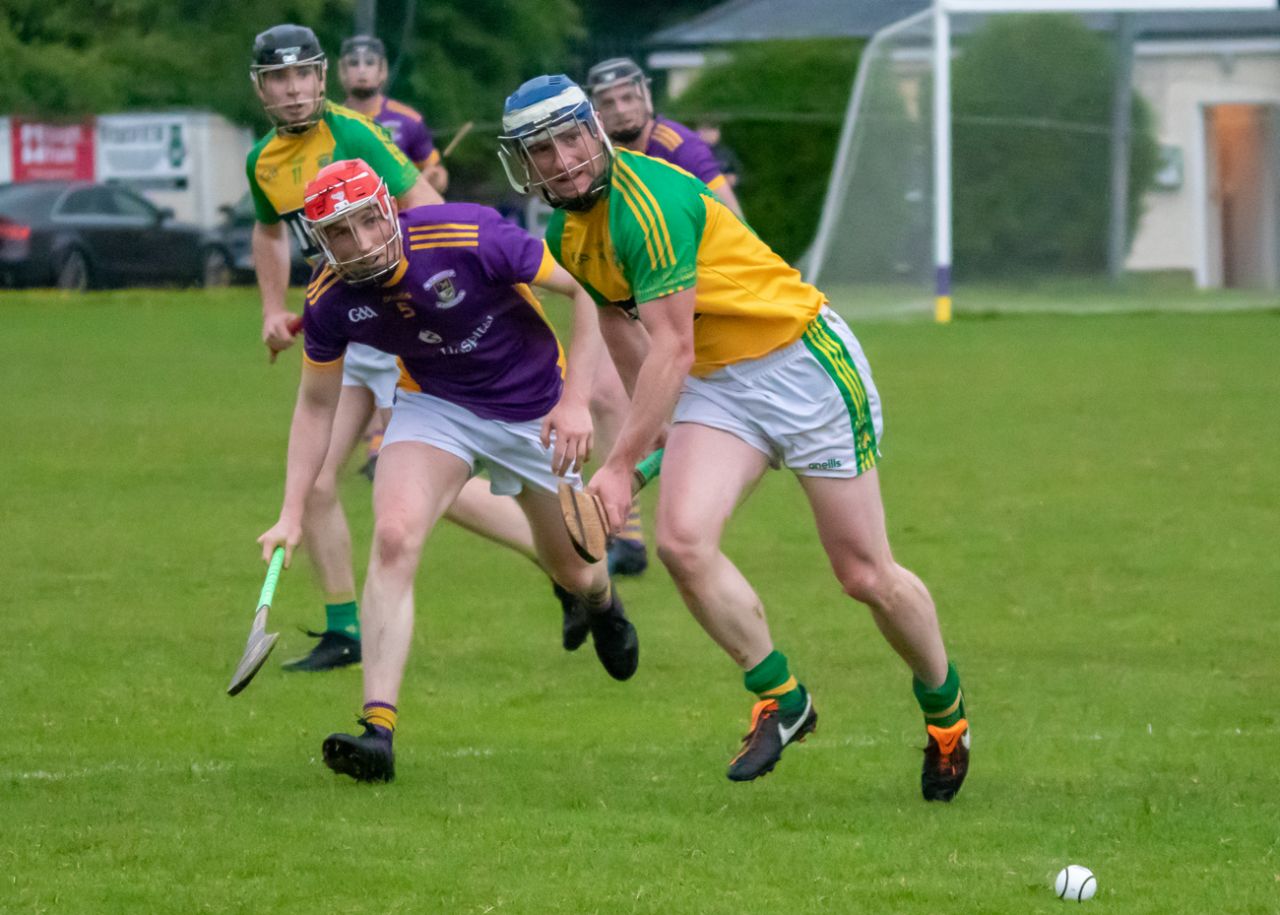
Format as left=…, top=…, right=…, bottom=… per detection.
left=97, top=114, right=190, bottom=189
left=11, top=118, right=95, bottom=182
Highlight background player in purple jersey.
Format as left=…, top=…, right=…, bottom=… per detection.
left=339, top=35, right=449, bottom=195
left=257, top=159, right=639, bottom=783
left=585, top=56, right=743, bottom=220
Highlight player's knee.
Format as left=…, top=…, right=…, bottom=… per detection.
left=836, top=557, right=892, bottom=607
left=307, top=474, right=340, bottom=507
left=655, top=518, right=715, bottom=579
left=589, top=386, right=625, bottom=419
left=371, top=517, right=421, bottom=569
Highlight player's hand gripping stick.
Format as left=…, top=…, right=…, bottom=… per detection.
left=558, top=449, right=663, bottom=563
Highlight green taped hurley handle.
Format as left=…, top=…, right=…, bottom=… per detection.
left=631, top=449, right=663, bottom=494
left=258, top=546, right=286, bottom=610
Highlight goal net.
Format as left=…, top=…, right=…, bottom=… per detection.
left=808, top=2, right=1280, bottom=319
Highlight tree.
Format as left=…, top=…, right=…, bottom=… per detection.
left=667, top=39, right=862, bottom=262
left=950, top=14, right=1160, bottom=277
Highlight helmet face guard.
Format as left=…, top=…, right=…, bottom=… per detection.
left=251, top=57, right=328, bottom=134
left=499, top=82, right=613, bottom=212
left=302, top=160, right=402, bottom=286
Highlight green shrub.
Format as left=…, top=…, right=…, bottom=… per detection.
left=951, top=14, right=1159, bottom=278
left=667, top=39, right=862, bottom=262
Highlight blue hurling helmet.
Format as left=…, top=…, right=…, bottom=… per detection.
left=498, top=75, right=613, bottom=211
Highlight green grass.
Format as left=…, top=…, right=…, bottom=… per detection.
left=2, top=289, right=1278, bottom=913
left=825, top=271, right=1278, bottom=318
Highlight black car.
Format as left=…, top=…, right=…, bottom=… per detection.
left=0, top=180, right=226, bottom=290
left=212, top=191, right=312, bottom=287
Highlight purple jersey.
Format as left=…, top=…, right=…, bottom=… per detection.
left=645, top=116, right=725, bottom=189
left=303, top=203, right=563, bottom=422
left=373, top=97, right=437, bottom=167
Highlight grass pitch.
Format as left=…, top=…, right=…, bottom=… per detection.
left=2, top=289, right=1277, bottom=913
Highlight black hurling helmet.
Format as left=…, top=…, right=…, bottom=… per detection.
left=251, top=24, right=328, bottom=134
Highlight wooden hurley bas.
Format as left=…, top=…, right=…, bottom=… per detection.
left=558, top=450, right=663, bottom=563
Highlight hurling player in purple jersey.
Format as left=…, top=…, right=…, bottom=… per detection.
left=258, top=159, right=639, bottom=783
left=586, top=56, right=743, bottom=220
left=339, top=35, right=448, bottom=195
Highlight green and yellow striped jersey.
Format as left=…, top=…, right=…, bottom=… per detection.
left=545, top=149, right=824, bottom=376
left=245, top=101, right=418, bottom=257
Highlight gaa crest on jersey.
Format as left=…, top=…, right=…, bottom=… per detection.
left=425, top=269, right=466, bottom=309
left=419, top=329, right=442, bottom=344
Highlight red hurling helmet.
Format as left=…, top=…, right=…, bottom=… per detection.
left=302, top=158, right=402, bottom=285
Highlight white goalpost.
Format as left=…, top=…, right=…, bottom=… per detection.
left=807, top=0, right=1279, bottom=321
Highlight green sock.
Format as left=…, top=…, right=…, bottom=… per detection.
left=325, top=601, right=359, bottom=639
left=744, top=650, right=807, bottom=718
left=913, top=662, right=965, bottom=728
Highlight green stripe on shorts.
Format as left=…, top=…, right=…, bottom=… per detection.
left=801, top=315, right=879, bottom=473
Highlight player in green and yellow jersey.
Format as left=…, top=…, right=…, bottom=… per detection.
left=499, top=75, right=971, bottom=800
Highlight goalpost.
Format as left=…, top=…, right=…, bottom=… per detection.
left=807, top=0, right=1279, bottom=321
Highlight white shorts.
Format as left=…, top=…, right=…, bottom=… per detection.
left=342, top=343, right=399, bottom=410
left=673, top=307, right=883, bottom=478
left=382, top=389, right=581, bottom=497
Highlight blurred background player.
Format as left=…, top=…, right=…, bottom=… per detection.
left=259, top=159, right=639, bottom=782
left=337, top=33, right=447, bottom=480
left=695, top=117, right=743, bottom=192
left=585, top=57, right=742, bottom=219
left=499, top=75, right=969, bottom=800
left=338, top=35, right=448, bottom=195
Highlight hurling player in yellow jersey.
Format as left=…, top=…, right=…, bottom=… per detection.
left=500, top=76, right=970, bottom=799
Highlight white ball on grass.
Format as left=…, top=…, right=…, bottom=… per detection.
left=1054, top=865, right=1097, bottom=902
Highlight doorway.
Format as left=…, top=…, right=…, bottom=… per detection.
left=1204, top=104, right=1278, bottom=289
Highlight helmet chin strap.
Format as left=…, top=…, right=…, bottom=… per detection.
left=348, top=86, right=379, bottom=101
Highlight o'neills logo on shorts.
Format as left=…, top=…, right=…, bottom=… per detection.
left=808, top=459, right=843, bottom=470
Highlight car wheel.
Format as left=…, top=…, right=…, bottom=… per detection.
left=202, top=247, right=232, bottom=288
left=56, top=248, right=91, bottom=292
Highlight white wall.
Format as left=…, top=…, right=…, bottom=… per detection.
left=98, top=112, right=254, bottom=227
left=1127, top=41, right=1280, bottom=284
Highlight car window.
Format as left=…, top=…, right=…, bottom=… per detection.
left=109, top=188, right=156, bottom=219
left=58, top=187, right=111, bottom=216
left=0, top=183, right=66, bottom=219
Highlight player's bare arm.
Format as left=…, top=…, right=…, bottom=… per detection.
left=534, top=264, right=602, bottom=475
left=253, top=220, right=298, bottom=356
left=596, top=305, right=650, bottom=398
left=589, top=287, right=696, bottom=531
left=258, top=360, right=344, bottom=565
left=714, top=180, right=744, bottom=219
left=395, top=173, right=444, bottom=210
left=423, top=160, right=449, bottom=195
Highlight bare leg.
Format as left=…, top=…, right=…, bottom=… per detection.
left=798, top=469, right=948, bottom=688
left=361, top=441, right=470, bottom=705
left=518, top=485, right=638, bottom=680
left=444, top=478, right=539, bottom=564
left=515, top=488, right=611, bottom=602
left=653, top=423, right=773, bottom=669
left=302, top=385, right=375, bottom=602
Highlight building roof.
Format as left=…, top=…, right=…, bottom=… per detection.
left=648, top=0, right=1280, bottom=46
